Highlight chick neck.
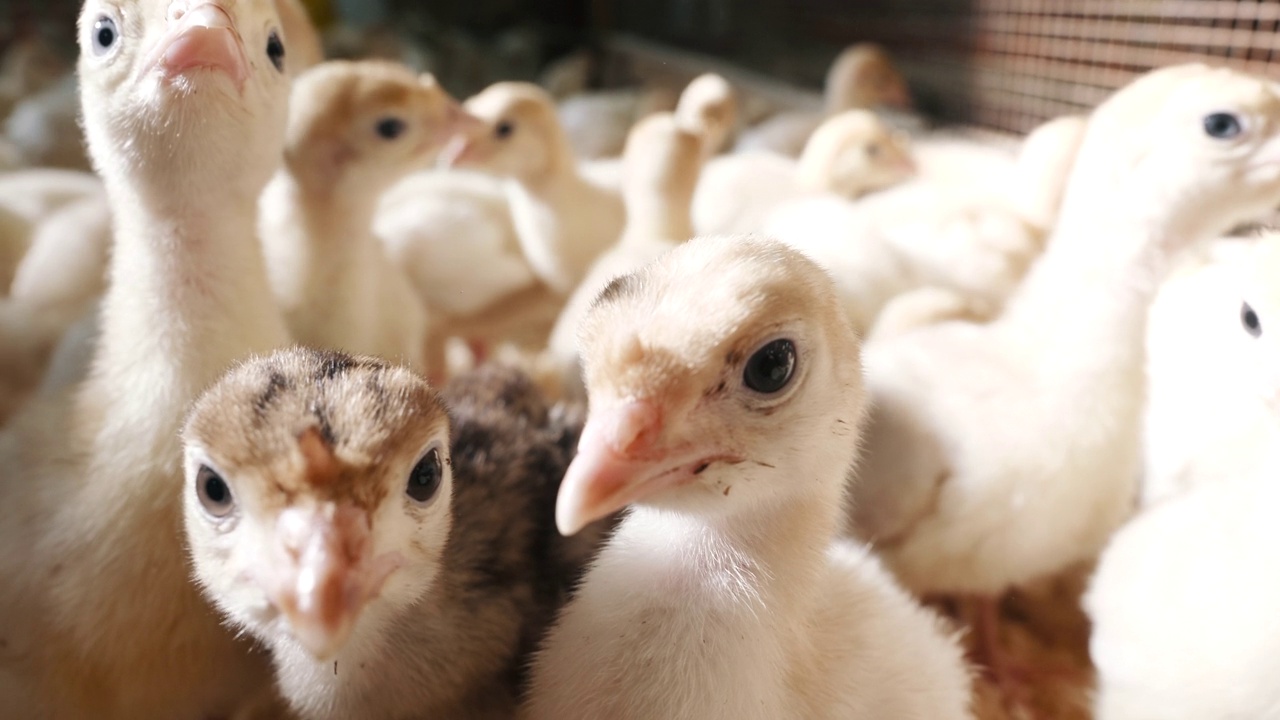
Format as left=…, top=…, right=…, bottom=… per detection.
left=504, top=151, right=623, bottom=294
left=260, top=165, right=386, bottom=317
left=619, top=161, right=698, bottom=247
left=91, top=168, right=289, bottom=442
left=613, top=418, right=855, bottom=624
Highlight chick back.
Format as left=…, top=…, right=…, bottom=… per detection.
left=439, top=363, right=616, bottom=703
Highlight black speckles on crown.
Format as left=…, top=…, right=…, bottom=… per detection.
left=315, top=351, right=359, bottom=381
left=591, top=273, right=636, bottom=309
left=254, top=370, right=291, bottom=416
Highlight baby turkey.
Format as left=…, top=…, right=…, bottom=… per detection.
left=523, top=235, right=973, bottom=720
left=1086, top=233, right=1280, bottom=720
left=183, top=347, right=609, bottom=720
left=259, top=59, right=477, bottom=373
left=847, top=63, right=1280, bottom=693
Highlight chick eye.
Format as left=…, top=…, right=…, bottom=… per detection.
left=196, top=465, right=235, bottom=518
left=1204, top=112, right=1243, bottom=140
left=92, top=16, right=118, bottom=55
left=407, top=448, right=443, bottom=504
left=266, top=30, right=285, bottom=73
left=376, top=117, right=406, bottom=140
left=743, top=339, right=797, bottom=394
left=1242, top=301, right=1263, bottom=338
left=495, top=121, right=514, bottom=139
left=866, top=143, right=881, bottom=158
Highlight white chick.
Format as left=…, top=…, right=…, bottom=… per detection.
left=579, top=71, right=736, bottom=190
left=762, top=113, right=1087, bottom=335
left=0, top=195, right=111, bottom=425
left=0, top=0, right=294, bottom=715
left=673, top=72, right=737, bottom=160
left=259, top=60, right=476, bottom=373
left=447, top=81, right=626, bottom=295
left=846, top=64, right=1280, bottom=693
left=183, top=348, right=606, bottom=720
left=1141, top=234, right=1279, bottom=506
left=524, top=235, right=973, bottom=720
left=694, top=108, right=916, bottom=236
left=544, top=112, right=704, bottom=399
left=1086, top=236, right=1280, bottom=719
left=735, top=43, right=913, bottom=156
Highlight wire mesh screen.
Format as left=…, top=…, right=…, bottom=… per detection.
left=596, top=0, right=1280, bottom=134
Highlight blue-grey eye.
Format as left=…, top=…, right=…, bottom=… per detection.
left=92, top=16, right=118, bottom=55
left=1204, top=112, right=1243, bottom=140
left=197, top=465, right=235, bottom=518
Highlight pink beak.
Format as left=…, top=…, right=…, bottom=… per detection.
left=556, top=399, right=741, bottom=536
left=267, top=503, right=401, bottom=660
left=148, top=3, right=248, bottom=90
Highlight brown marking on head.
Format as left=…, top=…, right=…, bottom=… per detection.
left=184, top=347, right=449, bottom=518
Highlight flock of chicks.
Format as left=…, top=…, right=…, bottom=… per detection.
left=0, top=1, right=1279, bottom=719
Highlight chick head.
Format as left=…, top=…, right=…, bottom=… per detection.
left=555, top=234, right=866, bottom=536
left=182, top=347, right=453, bottom=661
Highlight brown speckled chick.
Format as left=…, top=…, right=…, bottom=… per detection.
left=181, top=347, right=606, bottom=720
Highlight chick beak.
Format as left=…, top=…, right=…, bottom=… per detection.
left=149, top=3, right=248, bottom=90
left=558, top=399, right=691, bottom=536
left=269, top=504, right=395, bottom=660
left=437, top=111, right=497, bottom=169
left=430, top=104, right=484, bottom=159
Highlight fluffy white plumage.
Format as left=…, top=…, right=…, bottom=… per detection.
left=524, top=235, right=973, bottom=720
left=847, top=64, right=1280, bottom=597
left=1089, top=246, right=1280, bottom=717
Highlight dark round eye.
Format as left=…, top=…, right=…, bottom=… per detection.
left=406, top=448, right=443, bottom=503
left=495, top=120, right=514, bottom=139
left=92, top=16, right=118, bottom=55
left=743, top=339, right=797, bottom=394
left=865, top=143, right=881, bottom=157
left=1242, top=301, right=1263, bottom=338
left=196, top=465, right=235, bottom=518
left=1204, top=112, right=1243, bottom=140
left=376, top=117, right=406, bottom=140
left=266, top=30, right=285, bottom=73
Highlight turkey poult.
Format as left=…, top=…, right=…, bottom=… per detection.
left=735, top=43, right=913, bottom=156
left=446, top=81, right=625, bottom=295
left=524, top=235, right=973, bottom=720
left=183, top=348, right=608, bottom=720
left=1141, top=234, right=1280, bottom=506
left=544, top=112, right=705, bottom=400
left=1086, top=234, right=1280, bottom=720
left=259, top=59, right=478, bottom=374
left=0, top=0, right=294, bottom=715
left=693, top=108, right=915, bottom=236
left=847, top=64, right=1280, bottom=686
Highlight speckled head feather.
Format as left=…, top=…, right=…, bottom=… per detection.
left=185, top=348, right=447, bottom=514
left=182, top=350, right=610, bottom=719
left=182, top=347, right=452, bottom=664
